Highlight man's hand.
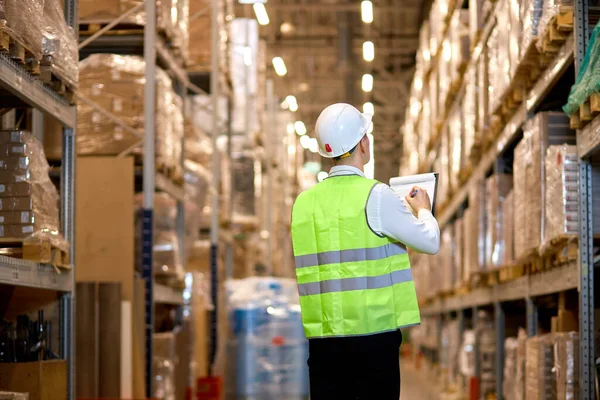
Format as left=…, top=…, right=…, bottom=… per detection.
left=405, top=186, right=431, bottom=213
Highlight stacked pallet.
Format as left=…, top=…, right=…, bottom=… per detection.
left=79, top=0, right=190, bottom=64
left=0, top=131, right=69, bottom=266
left=0, top=0, right=78, bottom=99
left=77, top=54, right=184, bottom=183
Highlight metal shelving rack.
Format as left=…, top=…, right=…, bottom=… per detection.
left=76, top=1, right=216, bottom=395
left=0, top=0, right=79, bottom=398
left=418, top=4, right=598, bottom=399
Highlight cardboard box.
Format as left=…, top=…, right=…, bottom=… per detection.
left=0, top=198, right=33, bottom=212
left=0, top=360, right=67, bottom=400
left=0, top=183, right=32, bottom=198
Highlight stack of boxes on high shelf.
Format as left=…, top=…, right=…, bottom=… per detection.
left=0, top=1, right=77, bottom=264
left=405, top=0, right=579, bottom=302
left=401, top=0, right=584, bottom=398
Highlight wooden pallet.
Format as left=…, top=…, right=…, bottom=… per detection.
left=497, top=264, right=527, bottom=283
left=540, top=235, right=578, bottom=269
left=516, top=248, right=544, bottom=274
left=540, top=6, right=574, bottom=55
left=0, top=237, right=70, bottom=268
left=0, top=28, right=40, bottom=75
left=570, top=93, right=600, bottom=129
left=39, top=56, right=76, bottom=105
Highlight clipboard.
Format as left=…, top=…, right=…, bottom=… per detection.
left=389, top=172, right=439, bottom=217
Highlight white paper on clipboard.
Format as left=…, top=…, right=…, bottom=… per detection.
left=389, top=173, right=439, bottom=216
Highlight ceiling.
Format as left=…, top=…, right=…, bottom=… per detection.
left=238, top=0, right=431, bottom=182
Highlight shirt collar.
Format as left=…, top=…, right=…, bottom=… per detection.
left=328, top=165, right=366, bottom=178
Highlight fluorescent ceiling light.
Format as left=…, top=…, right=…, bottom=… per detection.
left=286, top=95, right=298, bottom=112
left=363, top=101, right=374, bottom=115
left=363, top=41, right=374, bottom=62
left=253, top=3, right=269, bottom=25
left=272, top=56, right=287, bottom=76
left=287, top=122, right=295, bottom=135
left=308, top=138, right=319, bottom=153
left=361, top=1, right=373, bottom=23
left=294, top=121, right=307, bottom=136
left=362, top=74, right=373, bottom=92
left=300, top=135, right=311, bottom=149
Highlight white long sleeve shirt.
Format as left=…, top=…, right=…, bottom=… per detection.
left=328, top=165, right=441, bottom=255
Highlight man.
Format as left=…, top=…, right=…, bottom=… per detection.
left=291, top=103, right=440, bottom=399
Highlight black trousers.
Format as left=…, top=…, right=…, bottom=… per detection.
left=307, top=329, right=402, bottom=400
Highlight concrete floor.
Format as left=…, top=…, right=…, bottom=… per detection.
left=400, top=361, right=440, bottom=400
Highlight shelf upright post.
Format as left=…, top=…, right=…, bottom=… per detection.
left=575, top=1, right=595, bottom=398
left=142, top=0, right=157, bottom=395
left=209, top=0, right=221, bottom=374
left=176, top=79, right=186, bottom=277
left=494, top=302, right=505, bottom=399
left=62, top=2, right=77, bottom=399
left=472, top=306, right=480, bottom=399
left=266, top=79, right=275, bottom=275
left=525, top=297, right=538, bottom=337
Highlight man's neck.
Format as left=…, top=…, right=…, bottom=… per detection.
left=333, top=160, right=364, bottom=172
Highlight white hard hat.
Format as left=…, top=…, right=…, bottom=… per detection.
left=315, top=103, right=372, bottom=159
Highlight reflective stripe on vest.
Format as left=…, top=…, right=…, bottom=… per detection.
left=298, top=268, right=413, bottom=296
left=294, top=242, right=407, bottom=269
left=291, top=175, right=421, bottom=339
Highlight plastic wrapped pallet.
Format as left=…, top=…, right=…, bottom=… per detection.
left=42, top=0, right=79, bottom=89
left=453, top=217, right=464, bottom=291
left=460, top=330, right=476, bottom=378
left=544, top=145, right=579, bottom=243
left=439, top=127, right=451, bottom=204
left=428, top=0, right=450, bottom=59
left=526, top=335, right=556, bottom=400
left=448, top=105, right=463, bottom=193
left=513, top=113, right=575, bottom=260
left=0, top=0, right=44, bottom=60
left=509, top=0, right=522, bottom=77
left=450, top=9, right=470, bottom=83
left=79, top=0, right=181, bottom=41
left=485, top=174, right=513, bottom=269
left=515, top=328, right=529, bottom=400
left=464, top=180, right=486, bottom=282
left=0, top=131, right=68, bottom=253
left=440, top=227, right=454, bottom=294
left=553, top=332, right=579, bottom=400
left=520, top=0, right=545, bottom=58
left=505, top=337, right=520, bottom=399
left=77, top=54, right=183, bottom=181
left=417, top=21, right=432, bottom=73
left=230, top=18, right=260, bottom=134
left=153, top=332, right=176, bottom=400
left=439, top=36, right=452, bottom=108
left=225, top=277, right=309, bottom=399
left=501, top=190, right=515, bottom=266
left=476, top=47, right=489, bottom=145
left=184, top=119, right=213, bottom=168
left=419, top=88, right=432, bottom=159
left=477, top=310, right=496, bottom=397
left=463, top=68, right=477, bottom=168
left=134, top=193, right=184, bottom=280
left=429, top=68, right=440, bottom=136
left=188, top=0, right=230, bottom=73
left=469, top=0, right=494, bottom=45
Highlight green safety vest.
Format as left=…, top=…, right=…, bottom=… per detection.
left=291, top=175, right=421, bottom=339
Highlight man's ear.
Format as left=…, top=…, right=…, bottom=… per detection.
left=359, top=135, right=368, bottom=153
